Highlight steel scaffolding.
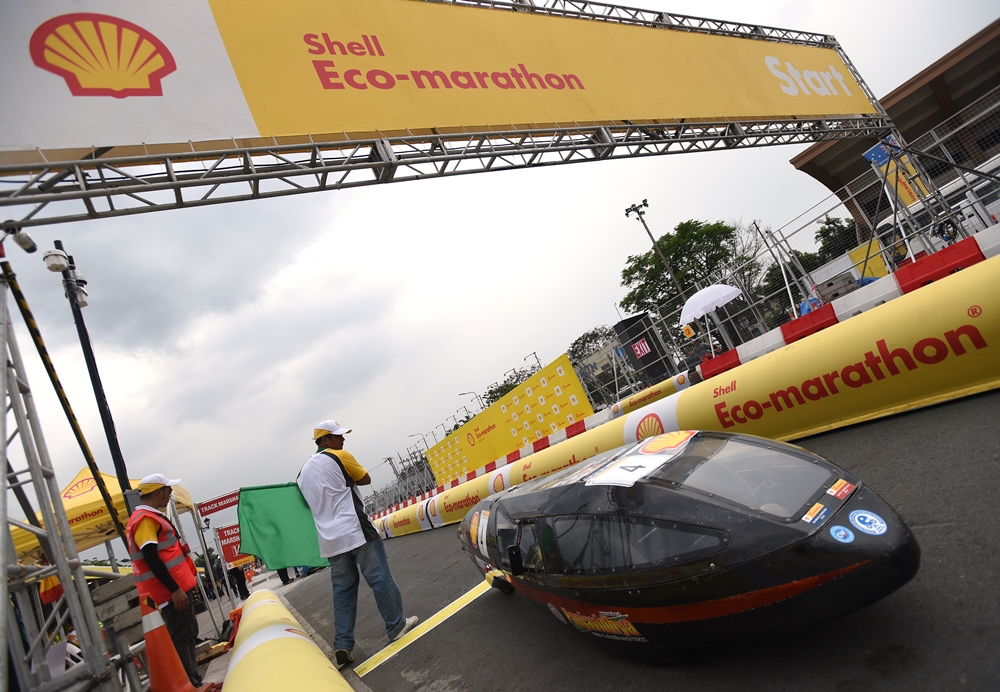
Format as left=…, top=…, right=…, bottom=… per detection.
left=2, top=277, right=121, bottom=692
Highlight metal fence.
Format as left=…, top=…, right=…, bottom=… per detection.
left=362, top=450, right=436, bottom=516
left=641, top=84, right=1000, bottom=369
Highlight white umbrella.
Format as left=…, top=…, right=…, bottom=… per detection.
left=680, top=284, right=743, bottom=325
left=680, top=284, right=742, bottom=358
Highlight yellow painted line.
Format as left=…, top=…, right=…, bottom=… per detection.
left=355, top=580, right=492, bottom=677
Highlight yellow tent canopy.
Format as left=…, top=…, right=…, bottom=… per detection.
left=12, top=468, right=195, bottom=563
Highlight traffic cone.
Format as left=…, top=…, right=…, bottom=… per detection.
left=140, top=596, right=211, bottom=692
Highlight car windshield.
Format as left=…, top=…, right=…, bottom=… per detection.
left=650, top=435, right=834, bottom=518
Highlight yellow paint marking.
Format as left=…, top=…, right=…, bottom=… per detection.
left=355, top=580, right=492, bottom=677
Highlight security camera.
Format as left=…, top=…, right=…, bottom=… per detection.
left=12, top=230, right=37, bottom=254
left=43, top=249, right=69, bottom=272
left=75, top=286, right=89, bottom=308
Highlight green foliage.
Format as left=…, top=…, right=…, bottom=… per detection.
left=194, top=547, right=218, bottom=568
left=483, top=365, right=539, bottom=406
left=757, top=250, right=825, bottom=308
left=619, top=220, right=740, bottom=315
left=567, top=325, right=614, bottom=365
left=815, top=216, right=858, bottom=263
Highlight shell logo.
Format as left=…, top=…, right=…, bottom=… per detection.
left=428, top=500, right=438, bottom=517
left=62, top=478, right=97, bottom=500
left=469, top=512, right=480, bottom=548
left=466, top=432, right=475, bottom=447
left=639, top=430, right=696, bottom=455
left=677, top=374, right=686, bottom=385
left=492, top=473, right=505, bottom=494
left=635, top=413, right=665, bottom=440
left=30, top=13, right=176, bottom=98
left=417, top=503, right=426, bottom=522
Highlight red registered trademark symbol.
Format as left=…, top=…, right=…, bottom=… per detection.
left=968, top=305, right=982, bottom=318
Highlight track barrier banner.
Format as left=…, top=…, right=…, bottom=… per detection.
left=426, top=353, right=592, bottom=485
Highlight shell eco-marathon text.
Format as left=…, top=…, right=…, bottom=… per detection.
left=304, top=32, right=585, bottom=92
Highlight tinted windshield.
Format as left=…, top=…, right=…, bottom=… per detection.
left=651, top=435, right=834, bottom=518
left=549, top=515, right=722, bottom=575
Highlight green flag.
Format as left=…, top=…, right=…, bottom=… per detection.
left=237, top=483, right=327, bottom=569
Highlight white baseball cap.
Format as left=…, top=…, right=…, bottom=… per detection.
left=313, top=420, right=352, bottom=440
left=138, top=473, right=182, bottom=494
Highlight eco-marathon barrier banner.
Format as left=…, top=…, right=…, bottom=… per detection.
left=2, top=0, right=876, bottom=163
left=375, top=253, right=1000, bottom=538
left=426, top=353, right=593, bottom=486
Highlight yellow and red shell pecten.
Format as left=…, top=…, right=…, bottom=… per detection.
left=30, top=13, right=176, bottom=98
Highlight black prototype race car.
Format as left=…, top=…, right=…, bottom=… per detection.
left=458, top=430, right=919, bottom=648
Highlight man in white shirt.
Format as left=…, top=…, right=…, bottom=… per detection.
left=297, top=420, right=418, bottom=669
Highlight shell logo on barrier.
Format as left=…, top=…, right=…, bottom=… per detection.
left=428, top=499, right=438, bottom=517
left=417, top=503, right=426, bottom=522
left=639, top=430, right=695, bottom=455
left=62, top=478, right=97, bottom=500
left=30, top=13, right=176, bottom=98
left=492, top=472, right=505, bottom=494
left=635, top=413, right=665, bottom=440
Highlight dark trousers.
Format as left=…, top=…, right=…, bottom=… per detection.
left=227, top=567, right=250, bottom=599
left=162, top=591, right=201, bottom=686
left=276, top=567, right=293, bottom=585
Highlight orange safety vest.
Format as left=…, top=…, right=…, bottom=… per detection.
left=126, top=508, right=197, bottom=604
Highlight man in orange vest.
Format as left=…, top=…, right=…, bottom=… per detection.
left=126, top=474, right=202, bottom=686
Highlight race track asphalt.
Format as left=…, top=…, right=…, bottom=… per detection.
left=281, top=388, right=1000, bottom=692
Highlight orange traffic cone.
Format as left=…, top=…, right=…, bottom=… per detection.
left=140, top=596, right=211, bottom=692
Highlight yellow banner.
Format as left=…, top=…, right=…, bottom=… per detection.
left=848, top=239, right=890, bottom=279
left=209, top=0, right=876, bottom=139
left=426, top=353, right=593, bottom=485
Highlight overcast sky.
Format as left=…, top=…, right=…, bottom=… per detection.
left=4, top=0, right=996, bottom=550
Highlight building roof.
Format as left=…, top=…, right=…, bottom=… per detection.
left=790, top=18, right=1000, bottom=192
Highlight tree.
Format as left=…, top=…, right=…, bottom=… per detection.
left=483, top=365, right=539, bottom=406
left=619, top=220, right=741, bottom=316
left=815, top=216, right=858, bottom=263
left=194, top=547, right=218, bottom=569
left=567, top=325, right=614, bottom=366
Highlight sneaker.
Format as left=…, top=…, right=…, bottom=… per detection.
left=334, top=649, right=353, bottom=670
left=390, top=616, right=419, bottom=642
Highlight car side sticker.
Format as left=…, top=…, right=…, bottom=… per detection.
left=830, top=525, right=855, bottom=543
left=561, top=609, right=647, bottom=642
left=802, top=502, right=830, bottom=525
left=827, top=479, right=856, bottom=500
left=477, top=510, right=490, bottom=554
left=850, top=510, right=888, bottom=535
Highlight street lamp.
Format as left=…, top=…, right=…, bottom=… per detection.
left=427, top=429, right=439, bottom=444
left=524, top=352, right=543, bottom=370
left=456, top=406, right=472, bottom=420
left=408, top=433, right=429, bottom=450
left=459, top=391, right=486, bottom=411
left=625, top=199, right=687, bottom=301
left=436, top=423, right=448, bottom=438
left=44, top=240, right=131, bottom=494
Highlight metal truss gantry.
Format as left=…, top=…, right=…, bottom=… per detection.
left=0, top=0, right=894, bottom=230
left=0, top=116, right=892, bottom=230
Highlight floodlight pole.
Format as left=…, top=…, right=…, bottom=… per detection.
left=625, top=200, right=687, bottom=301
left=53, top=240, right=131, bottom=493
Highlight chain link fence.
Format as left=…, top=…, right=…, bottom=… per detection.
left=641, top=84, right=1000, bottom=369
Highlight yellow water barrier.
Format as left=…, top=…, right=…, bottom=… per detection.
left=609, top=372, right=691, bottom=417
left=225, top=590, right=352, bottom=692
left=382, top=255, right=1000, bottom=537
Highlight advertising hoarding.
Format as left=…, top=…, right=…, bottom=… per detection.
left=2, top=0, right=876, bottom=163
left=425, top=353, right=593, bottom=484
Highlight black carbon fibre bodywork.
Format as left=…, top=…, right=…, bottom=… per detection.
left=458, top=431, right=919, bottom=648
